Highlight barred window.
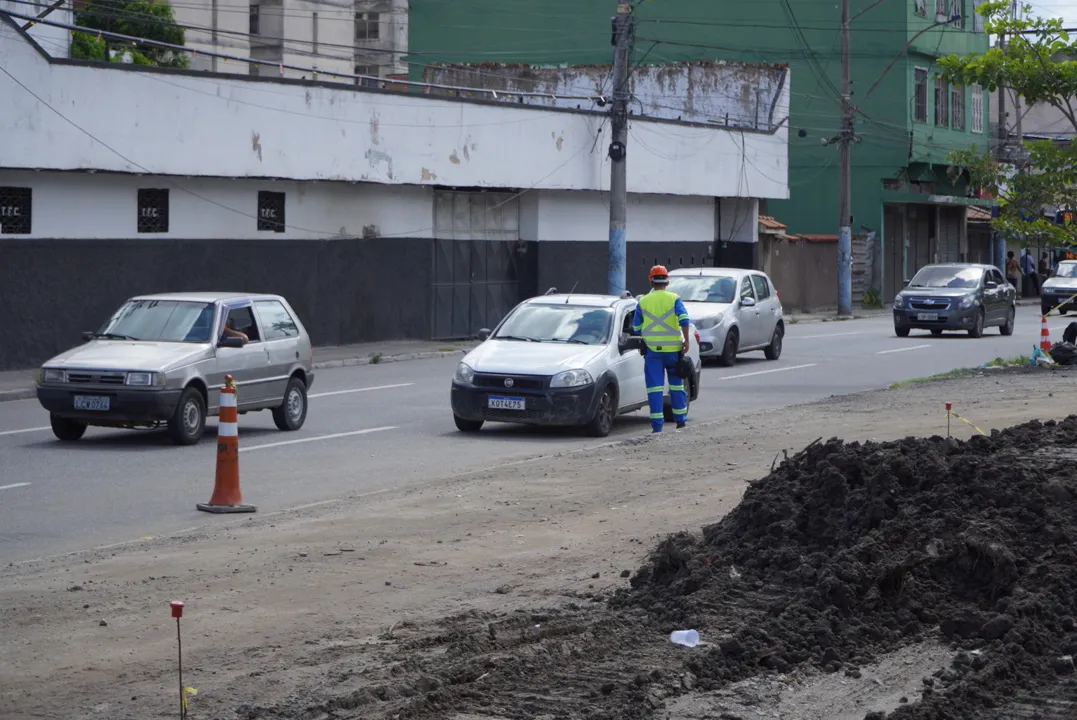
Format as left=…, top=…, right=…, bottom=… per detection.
left=257, top=191, right=286, bottom=232
left=914, top=68, right=929, bottom=123
left=934, top=76, right=949, bottom=127
left=951, top=84, right=966, bottom=130
left=971, top=84, right=984, bottom=132
left=0, top=186, right=32, bottom=234
left=137, top=189, right=169, bottom=233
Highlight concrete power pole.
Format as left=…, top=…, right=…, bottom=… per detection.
left=837, top=0, right=853, bottom=316
left=607, top=0, right=634, bottom=296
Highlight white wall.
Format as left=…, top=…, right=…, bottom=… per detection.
left=718, top=198, right=759, bottom=244
left=0, top=23, right=789, bottom=200
left=533, top=191, right=715, bottom=243
left=0, top=170, right=434, bottom=239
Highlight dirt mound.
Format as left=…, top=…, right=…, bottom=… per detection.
left=614, top=418, right=1077, bottom=717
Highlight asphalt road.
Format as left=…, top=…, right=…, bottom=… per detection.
left=0, top=306, right=1066, bottom=562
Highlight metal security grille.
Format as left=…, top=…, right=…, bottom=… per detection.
left=257, top=191, right=286, bottom=232
left=137, top=189, right=170, bottom=233
left=0, top=186, right=32, bottom=234
left=431, top=191, right=522, bottom=339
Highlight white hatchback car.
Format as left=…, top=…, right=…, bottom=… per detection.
left=450, top=292, right=702, bottom=437
left=667, top=268, right=784, bottom=366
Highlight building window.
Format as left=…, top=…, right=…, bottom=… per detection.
left=914, top=0, right=926, bottom=17
left=355, top=64, right=379, bottom=87
left=935, top=0, right=948, bottom=17
left=934, top=75, right=949, bottom=127
left=951, top=0, right=963, bottom=27
left=0, top=186, right=31, bottom=234
left=137, top=189, right=169, bottom=233
left=951, top=84, right=966, bottom=130
left=249, top=4, right=259, bottom=35
left=914, top=67, right=929, bottom=123
left=355, top=12, right=379, bottom=41
left=972, top=0, right=985, bottom=32
left=257, top=191, right=286, bottom=232
left=971, top=83, right=984, bottom=132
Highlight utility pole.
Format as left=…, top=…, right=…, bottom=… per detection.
left=607, top=0, right=634, bottom=296
left=836, top=0, right=853, bottom=317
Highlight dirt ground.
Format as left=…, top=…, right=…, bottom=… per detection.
left=3, top=366, right=1077, bottom=720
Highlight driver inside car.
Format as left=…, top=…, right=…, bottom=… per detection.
left=568, top=310, right=609, bottom=344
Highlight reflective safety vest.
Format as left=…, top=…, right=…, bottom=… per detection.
left=637, top=290, right=684, bottom=352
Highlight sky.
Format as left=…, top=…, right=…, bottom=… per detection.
left=1026, top=1, right=1077, bottom=24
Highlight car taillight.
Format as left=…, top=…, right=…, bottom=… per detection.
left=694, top=330, right=700, bottom=345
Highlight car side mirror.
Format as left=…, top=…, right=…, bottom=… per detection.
left=903, top=279, right=910, bottom=287
left=985, top=280, right=998, bottom=289
left=619, top=335, right=645, bottom=354
left=218, top=336, right=245, bottom=349
left=741, top=296, right=756, bottom=308
left=477, top=328, right=491, bottom=341
left=82, top=331, right=94, bottom=342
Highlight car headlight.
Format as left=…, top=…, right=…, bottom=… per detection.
left=126, top=371, right=162, bottom=386
left=41, top=368, right=66, bottom=384
left=550, top=369, right=593, bottom=388
left=893, top=295, right=905, bottom=308
left=454, top=362, right=475, bottom=384
left=696, top=314, right=723, bottom=330
left=959, top=294, right=977, bottom=308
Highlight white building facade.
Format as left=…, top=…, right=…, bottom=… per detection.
left=0, top=16, right=788, bottom=369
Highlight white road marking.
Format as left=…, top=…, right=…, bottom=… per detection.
left=0, top=482, right=31, bottom=491
left=876, top=344, right=932, bottom=355
left=310, top=383, right=413, bottom=399
left=794, top=331, right=865, bottom=340
left=0, top=426, right=49, bottom=437
left=719, top=363, right=817, bottom=380
left=240, top=426, right=397, bottom=452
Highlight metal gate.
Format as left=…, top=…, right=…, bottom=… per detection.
left=937, top=206, right=962, bottom=262
left=432, top=191, right=522, bottom=339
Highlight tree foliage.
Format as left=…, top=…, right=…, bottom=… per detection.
left=72, top=0, right=188, bottom=68
left=940, top=2, right=1077, bottom=246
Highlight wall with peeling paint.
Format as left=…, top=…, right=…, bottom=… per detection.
left=423, top=62, right=788, bottom=132
left=0, top=25, right=789, bottom=201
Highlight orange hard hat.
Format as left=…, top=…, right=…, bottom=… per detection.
left=649, top=265, right=670, bottom=283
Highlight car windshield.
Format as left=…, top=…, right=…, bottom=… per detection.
left=494, top=304, right=613, bottom=345
left=1056, top=263, right=1077, bottom=278
left=908, top=266, right=981, bottom=289
left=666, top=275, right=738, bottom=303
left=98, top=300, right=216, bottom=343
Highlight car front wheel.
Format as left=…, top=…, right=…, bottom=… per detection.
left=764, top=324, right=783, bottom=360
left=272, top=376, right=308, bottom=431
left=168, top=387, right=206, bottom=446
left=895, top=326, right=910, bottom=338
left=719, top=328, right=739, bottom=367
left=50, top=414, right=87, bottom=442
left=454, top=415, right=483, bottom=432
left=585, top=385, right=616, bottom=437
left=968, top=308, right=985, bottom=338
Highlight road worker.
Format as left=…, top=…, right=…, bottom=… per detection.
left=632, top=265, right=690, bottom=433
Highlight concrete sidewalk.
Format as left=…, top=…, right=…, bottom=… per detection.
left=0, top=339, right=477, bottom=403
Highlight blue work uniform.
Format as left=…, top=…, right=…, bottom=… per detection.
left=632, top=289, right=690, bottom=432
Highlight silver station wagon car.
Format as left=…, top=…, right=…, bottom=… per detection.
left=36, top=292, right=315, bottom=445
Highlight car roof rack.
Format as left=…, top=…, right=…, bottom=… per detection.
left=620, top=291, right=633, bottom=299
left=544, top=287, right=558, bottom=295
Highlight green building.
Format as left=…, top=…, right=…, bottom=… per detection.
left=409, top=0, right=993, bottom=299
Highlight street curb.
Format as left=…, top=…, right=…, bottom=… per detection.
left=0, top=347, right=475, bottom=403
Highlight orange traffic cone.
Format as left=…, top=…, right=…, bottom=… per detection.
left=197, top=375, right=255, bottom=514
left=1041, top=315, right=1053, bottom=354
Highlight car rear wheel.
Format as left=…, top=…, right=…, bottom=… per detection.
left=168, top=387, right=206, bottom=446
left=454, top=415, right=483, bottom=433
left=764, top=324, right=784, bottom=360
left=895, top=326, right=910, bottom=338
left=719, top=328, right=739, bottom=367
left=585, top=385, right=615, bottom=438
left=50, top=414, right=87, bottom=442
left=1000, top=305, right=1016, bottom=336
left=272, top=376, right=308, bottom=431
left=968, top=308, right=985, bottom=338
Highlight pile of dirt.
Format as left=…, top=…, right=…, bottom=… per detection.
left=614, top=418, right=1077, bottom=717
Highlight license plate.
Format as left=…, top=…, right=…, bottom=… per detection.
left=917, top=313, right=939, bottom=321
left=74, top=395, right=110, bottom=411
left=487, top=396, right=525, bottom=410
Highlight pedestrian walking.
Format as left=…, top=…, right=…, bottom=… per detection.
left=1039, top=252, right=1051, bottom=279
left=632, top=265, right=690, bottom=433
left=1006, top=251, right=1020, bottom=292
left=1022, top=248, right=1040, bottom=296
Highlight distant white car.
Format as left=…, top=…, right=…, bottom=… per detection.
left=667, top=268, right=784, bottom=366
left=450, top=292, right=702, bottom=437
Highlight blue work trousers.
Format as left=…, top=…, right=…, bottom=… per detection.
left=644, top=350, right=687, bottom=432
